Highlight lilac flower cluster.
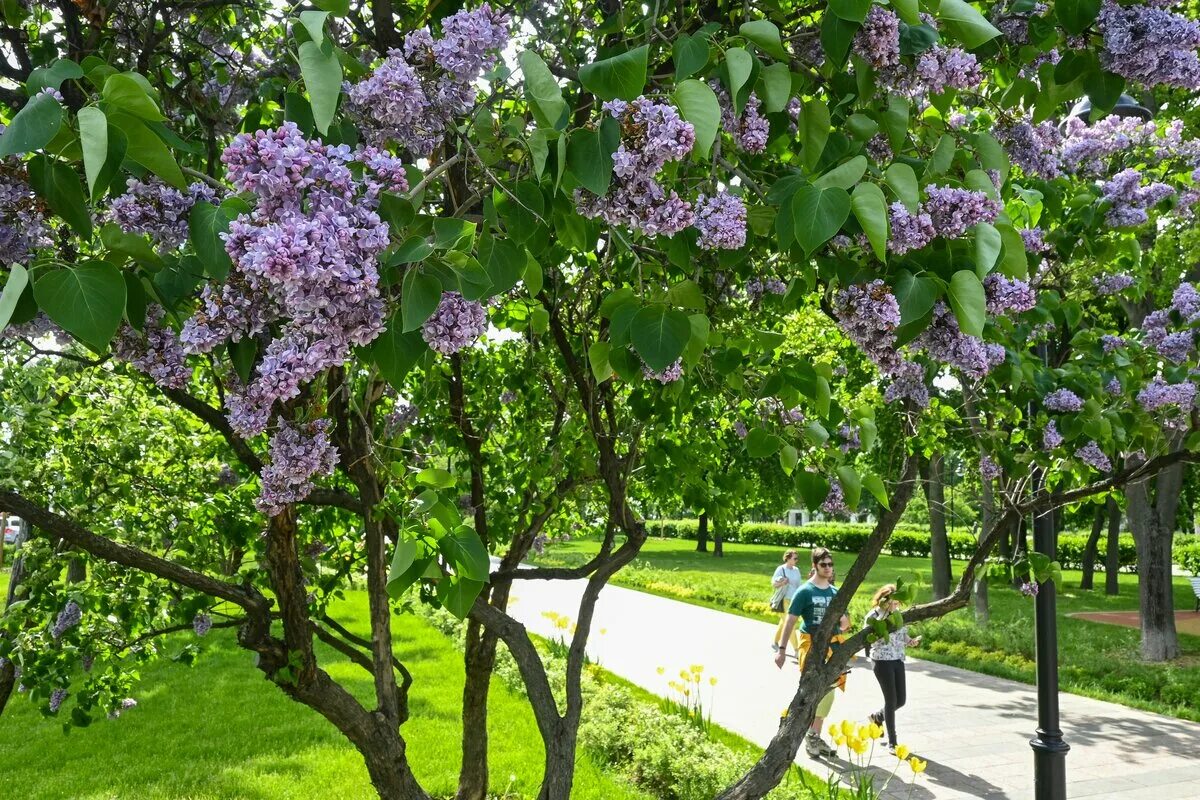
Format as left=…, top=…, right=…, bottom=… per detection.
left=1137, top=375, right=1197, bottom=411
left=916, top=303, right=1006, bottom=379
left=838, top=425, right=861, bottom=453
left=106, top=179, right=217, bottom=249
left=421, top=291, right=487, bottom=355
left=980, top=454, right=1001, bottom=481
left=821, top=481, right=848, bottom=515
left=348, top=4, right=510, bottom=155
left=1020, top=227, right=1052, bottom=254
left=853, top=7, right=901, bottom=70
left=1043, top=420, right=1063, bottom=449
left=49, top=688, right=67, bottom=713
left=711, top=82, right=769, bottom=153
left=883, top=360, right=930, bottom=408
left=1019, top=580, right=1039, bottom=598
left=1101, top=168, right=1175, bottom=226
left=1093, top=272, right=1134, bottom=296
left=51, top=601, right=81, bottom=639
left=0, top=160, right=52, bottom=265
left=997, top=119, right=1062, bottom=178
left=1044, top=388, right=1084, bottom=412
left=1060, top=114, right=1200, bottom=177
left=0, top=312, right=71, bottom=346
left=576, top=98, right=695, bottom=237
left=924, top=186, right=1001, bottom=238
left=643, top=358, right=683, bottom=384
left=888, top=202, right=936, bottom=254
left=1101, top=335, right=1126, bottom=352
left=876, top=43, right=984, bottom=96
left=113, top=305, right=193, bottom=390
left=984, top=274, right=1036, bottom=316
left=193, top=613, right=213, bottom=636
left=109, top=697, right=139, bottom=719
left=694, top=192, right=747, bottom=250
left=257, top=419, right=339, bottom=516
left=996, top=2, right=1048, bottom=46
left=1098, top=0, right=1200, bottom=89
left=833, top=280, right=902, bottom=372
left=1106, top=377, right=1123, bottom=395
left=745, top=277, right=787, bottom=303
left=1075, top=441, right=1112, bottom=472
left=183, top=124, right=392, bottom=439
left=734, top=420, right=749, bottom=439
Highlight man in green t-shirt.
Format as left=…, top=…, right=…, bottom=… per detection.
left=774, top=548, right=849, bottom=758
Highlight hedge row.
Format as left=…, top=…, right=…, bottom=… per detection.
left=649, top=519, right=1139, bottom=572
left=1174, top=542, right=1200, bottom=576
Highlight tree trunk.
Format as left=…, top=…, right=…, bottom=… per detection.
left=975, top=471, right=994, bottom=625
left=1012, top=518, right=1029, bottom=589
left=923, top=453, right=951, bottom=599
left=458, top=619, right=497, bottom=800
left=696, top=511, right=709, bottom=552
left=712, top=520, right=724, bottom=558
left=1126, top=462, right=1183, bottom=662
left=1105, top=497, right=1121, bottom=596
left=537, top=726, right=580, bottom=800
left=67, top=555, right=86, bottom=583
left=1080, top=504, right=1106, bottom=590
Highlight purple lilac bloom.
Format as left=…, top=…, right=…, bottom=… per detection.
left=734, top=420, right=748, bottom=439
left=1043, top=420, right=1064, bottom=449
left=107, top=179, right=216, bottom=249
left=500, top=390, right=516, bottom=404
left=980, top=454, right=1001, bottom=481
left=428, top=3, right=509, bottom=81
left=1101, top=335, right=1126, bottom=352
left=51, top=601, right=81, bottom=639
left=916, top=46, right=984, bottom=93
left=1076, top=441, right=1112, bottom=471
left=916, top=303, right=1006, bottom=379
left=1020, top=580, right=1039, bottom=597
left=833, top=280, right=903, bottom=372
left=866, top=133, right=892, bottom=163
left=0, top=159, right=53, bottom=265
left=49, top=688, right=67, bottom=713
left=1171, top=282, right=1200, bottom=320
left=711, top=82, right=769, bottom=153
left=257, top=419, right=340, bottom=516
left=108, top=697, right=139, bottom=720
left=193, top=613, right=213, bottom=636
left=356, top=146, right=410, bottom=193
left=888, top=202, right=936, bottom=254
left=1098, top=0, right=1200, bottom=89
left=1156, top=332, right=1194, bottom=363
left=693, top=192, right=747, bottom=250
left=997, top=119, right=1062, bottom=178
left=984, top=274, right=1036, bottom=315
left=821, top=481, right=848, bottom=515
left=1020, top=227, right=1052, bottom=254
left=576, top=98, right=695, bottom=236
left=1106, top=377, right=1122, bottom=394
left=1101, top=168, right=1175, bottom=226
left=884, top=360, right=931, bottom=408
left=1137, top=375, right=1197, bottom=411
left=1044, top=388, right=1084, bottom=412
left=947, top=111, right=970, bottom=129
left=113, top=305, right=194, bottom=390
left=839, top=424, right=861, bottom=453
left=1093, top=272, right=1135, bottom=296
left=421, top=291, right=487, bottom=355
left=853, top=7, right=901, bottom=70
left=643, top=358, right=683, bottom=384
left=218, top=464, right=239, bottom=486
left=924, top=186, right=1001, bottom=238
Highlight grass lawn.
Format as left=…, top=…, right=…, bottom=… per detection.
left=529, top=534, right=1200, bottom=723
left=0, top=569, right=651, bottom=800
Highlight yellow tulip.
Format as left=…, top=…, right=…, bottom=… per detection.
left=909, top=756, right=927, bottom=774
left=849, top=738, right=867, bottom=755
left=828, top=723, right=839, bottom=737
left=656, top=666, right=665, bottom=675
left=599, top=628, right=607, bottom=635
left=867, top=722, right=884, bottom=740
left=895, top=744, right=910, bottom=760
left=709, top=676, right=718, bottom=686
left=840, top=720, right=855, bottom=737
left=690, top=664, right=704, bottom=674
left=856, top=724, right=871, bottom=739
left=832, top=735, right=845, bottom=747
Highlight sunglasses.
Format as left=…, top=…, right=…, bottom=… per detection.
left=817, top=561, right=834, bottom=568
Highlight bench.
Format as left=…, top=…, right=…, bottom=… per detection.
left=1191, top=577, right=1200, bottom=612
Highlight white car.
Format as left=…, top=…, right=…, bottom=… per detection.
left=3, top=517, right=22, bottom=545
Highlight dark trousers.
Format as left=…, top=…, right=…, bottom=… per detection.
left=873, top=659, right=907, bottom=746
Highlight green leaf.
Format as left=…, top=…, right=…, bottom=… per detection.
left=892, top=0, right=921, bottom=25
left=579, top=45, right=648, bottom=101
left=479, top=236, right=526, bottom=295
left=26, top=59, right=83, bottom=95
left=312, top=0, right=349, bottom=14
left=996, top=224, right=1029, bottom=279
left=898, top=23, right=940, bottom=56
left=630, top=304, right=691, bottom=372
left=666, top=279, right=705, bottom=310
left=836, top=465, right=862, bottom=509
left=386, top=538, right=419, bottom=598
left=975, top=222, right=1002, bottom=276
left=1084, top=69, right=1124, bottom=117
left=851, top=182, right=889, bottom=262
left=110, top=112, right=185, bottom=188
left=0, top=264, right=29, bottom=332
left=298, top=10, right=329, bottom=45
left=439, top=576, right=486, bottom=619
left=796, top=471, right=830, bottom=511
left=369, top=313, right=429, bottom=388
left=928, top=133, right=956, bottom=175
left=881, top=95, right=909, bottom=151
left=568, top=121, right=618, bottom=196
left=895, top=271, right=940, bottom=324
left=401, top=269, right=443, bottom=332
left=77, top=107, right=108, bottom=197
left=780, top=444, right=799, bottom=475
left=495, top=182, right=544, bottom=243
left=862, top=472, right=890, bottom=509
left=745, top=428, right=782, bottom=458
left=189, top=202, right=234, bottom=280
left=829, top=0, right=871, bottom=23
left=725, top=47, right=754, bottom=115
left=947, top=270, right=986, bottom=337
left=739, top=20, right=789, bottom=61
left=791, top=185, right=851, bottom=254
left=758, top=63, right=791, bottom=114
left=101, top=73, right=164, bottom=121
left=804, top=420, right=829, bottom=446
left=298, top=40, right=342, bottom=135
left=89, top=123, right=127, bottom=201
left=936, top=0, right=1003, bottom=48
left=0, top=92, right=63, bottom=156
left=589, top=341, right=613, bottom=382
left=1056, top=0, right=1101, bottom=35
left=439, top=526, right=491, bottom=581
left=673, top=33, right=710, bottom=80
left=100, top=223, right=162, bottom=268
left=519, top=50, right=568, bottom=130
left=28, top=155, right=92, bottom=239
left=33, top=262, right=126, bottom=350
left=820, top=13, right=858, bottom=68
left=673, top=79, right=720, bottom=160
left=974, top=131, right=1010, bottom=186
left=801, top=98, right=830, bottom=171
left=813, top=155, right=867, bottom=190
left=417, top=468, right=456, bottom=489
left=885, top=163, right=919, bottom=212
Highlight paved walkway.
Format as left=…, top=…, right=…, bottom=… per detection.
left=505, top=576, right=1200, bottom=800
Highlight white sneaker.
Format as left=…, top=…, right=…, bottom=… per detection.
left=805, top=733, right=824, bottom=758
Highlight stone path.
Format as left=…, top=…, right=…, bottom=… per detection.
left=505, top=574, right=1200, bottom=800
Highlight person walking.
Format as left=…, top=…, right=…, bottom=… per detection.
left=864, top=583, right=921, bottom=754
left=774, top=547, right=850, bottom=758
left=770, top=549, right=802, bottom=655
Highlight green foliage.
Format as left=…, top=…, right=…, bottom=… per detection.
left=1174, top=541, right=1200, bottom=576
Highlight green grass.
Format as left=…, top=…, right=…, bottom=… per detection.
left=0, top=570, right=649, bottom=800
left=529, top=535, right=1200, bottom=722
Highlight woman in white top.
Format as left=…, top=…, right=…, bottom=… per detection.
left=864, top=583, right=922, bottom=753
left=770, top=549, right=803, bottom=654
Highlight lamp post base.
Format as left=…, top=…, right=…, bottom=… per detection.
left=1030, top=727, right=1070, bottom=800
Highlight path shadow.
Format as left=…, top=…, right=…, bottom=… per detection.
left=819, top=752, right=1011, bottom=799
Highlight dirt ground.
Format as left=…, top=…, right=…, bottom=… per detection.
left=1070, top=609, right=1200, bottom=637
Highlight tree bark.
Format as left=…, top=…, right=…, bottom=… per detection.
left=1105, top=497, right=1121, bottom=596
left=923, top=453, right=952, bottom=599
left=1126, top=460, right=1183, bottom=662
left=1012, top=518, right=1029, bottom=589
left=1080, top=504, right=1106, bottom=590
left=975, top=471, right=994, bottom=625
left=713, top=519, right=724, bottom=557
left=696, top=511, right=709, bottom=552
left=458, top=618, right=497, bottom=800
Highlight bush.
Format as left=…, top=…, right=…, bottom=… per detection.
left=650, top=519, right=1139, bottom=571
left=1174, top=541, right=1200, bottom=576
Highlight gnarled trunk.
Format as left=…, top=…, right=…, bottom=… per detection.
left=975, top=472, right=994, bottom=625
left=696, top=511, right=709, bottom=552
left=1080, top=504, right=1106, bottom=590
left=1105, top=497, right=1121, bottom=596
left=1126, top=458, right=1183, bottom=662
left=923, top=452, right=951, bottom=599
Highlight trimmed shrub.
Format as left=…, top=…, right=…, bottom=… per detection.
left=1174, top=541, right=1200, bottom=576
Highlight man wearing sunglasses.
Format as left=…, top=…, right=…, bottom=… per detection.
left=774, top=547, right=850, bottom=758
